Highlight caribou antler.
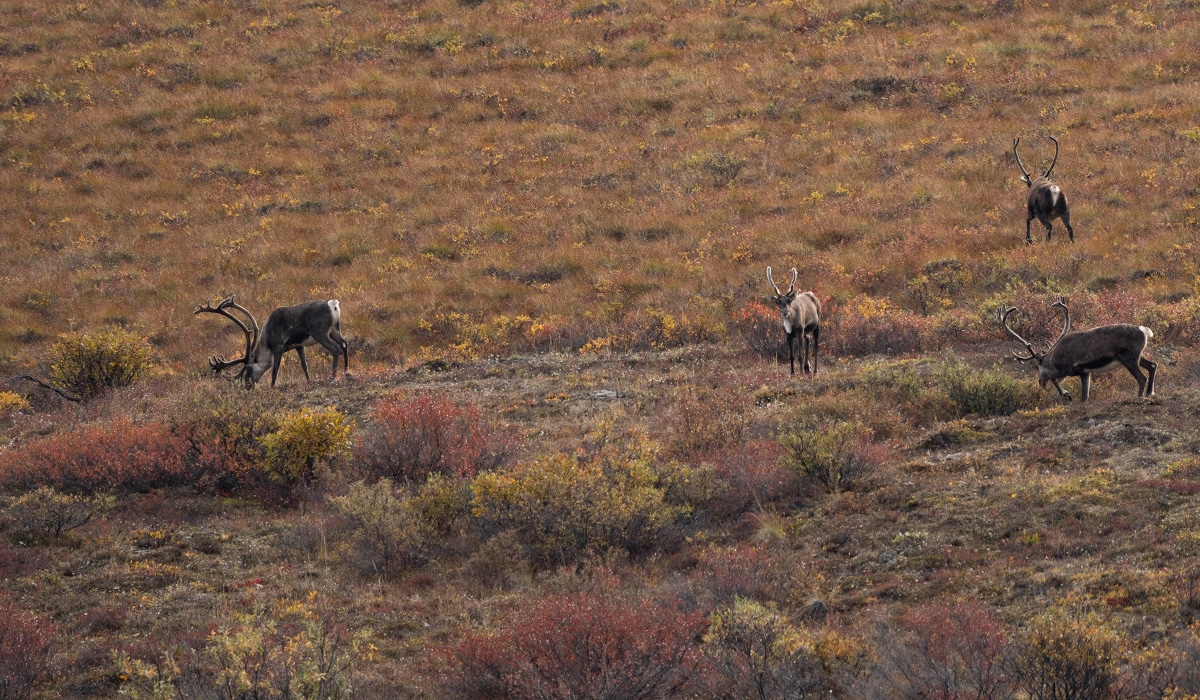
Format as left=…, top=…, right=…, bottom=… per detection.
left=1045, top=135, right=1060, bottom=178
left=767, top=266, right=782, bottom=296
left=194, top=296, right=261, bottom=380
left=1013, top=138, right=1031, bottom=181
left=1048, top=295, right=1071, bottom=351
left=998, top=305, right=1039, bottom=362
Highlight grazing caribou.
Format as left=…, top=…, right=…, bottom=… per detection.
left=1014, top=136, right=1075, bottom=244
left=194, top=296, right=349, bottom=388
left=767, top=266, right=821, bottom=377
left=998, top=297, right=1155, bottom=402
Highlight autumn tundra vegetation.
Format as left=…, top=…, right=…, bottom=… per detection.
left=2, top=0, right=1200, bottom=696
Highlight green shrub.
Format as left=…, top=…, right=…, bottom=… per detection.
left=410, top=473, right=472, bottom=535
left=781, top=422, right=889, bottom=494
left=6, top=486, right=114, bottom=538
left=261, top=407, right=352, bottom=487
left=704, top=597, right=866, bottom=699
left=935, top=357, right=1039, bottom=417
left=330, top=479, right=426, bottom=578
left=1011, top=610, right=1123, bottom=700
left=470, top=447, right=686, bottom=567
left=49, top=327, right=154, bottom=399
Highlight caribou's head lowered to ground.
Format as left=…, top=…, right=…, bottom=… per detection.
left=998, top=297, right=1155, bottom=402
left=194, top=296, right=349, bottom=388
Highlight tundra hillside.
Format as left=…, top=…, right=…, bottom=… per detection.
left=3, top=0, right=1200, bottom=697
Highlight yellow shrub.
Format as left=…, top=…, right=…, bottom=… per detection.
left=261, top=407, right=352, bottom=486
left=0, top=391, right=31, bottom=415
left=470, top=448, right=686, bottom=566
left=50, top=327, right=154, bottom=399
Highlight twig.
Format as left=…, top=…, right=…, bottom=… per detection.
left=16, top=375, right=81, bottom=403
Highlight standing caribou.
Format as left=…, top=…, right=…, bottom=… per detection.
left=998, top=297, right=1155, bottom=402
left=194, top=296, right=349, bottom=388
left=767, top=266, right=821, bottom=376
left=1014, top=136, right=1075, bottom=244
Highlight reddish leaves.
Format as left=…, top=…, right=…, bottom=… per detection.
left=354, top=393, right=520, bottom=484
left=440, top=592, right=706, bottom=699
left=0, top=418, right=189, bottom=494
left=0, top=596, right=56, bottom=700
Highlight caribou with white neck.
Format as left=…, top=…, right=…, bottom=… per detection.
left=766, top=266, right=821, bottom=377
left=998, top=296, right=1155, bottom=402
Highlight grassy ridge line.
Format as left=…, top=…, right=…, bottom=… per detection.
left=0, top=0, right=1197, bottom=375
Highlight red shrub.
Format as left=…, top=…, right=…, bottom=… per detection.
left=354, top=393, right=521, bottom=484
left=440, top=592, right=706, bottom=699
left=696, top=543, right=797, bottom=605
left=874, top=600, right=1014, bottom=700
left=0, top=544, right=48, bottom=579
left=0, top=418, right=190, bottom=494
left=827, top=297, right=932, bottom=357
left=733, top=300, right=785, bottom=361
left=0, top=596, right=56, bottom=700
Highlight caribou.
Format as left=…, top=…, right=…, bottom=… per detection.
left=1014, top=136, right=1075, bottom=244
left=194, top=296, right=349, bottom=388
left=998, top=297, right=1155, bottom=402
left=767, top=266, right=821, bottom=376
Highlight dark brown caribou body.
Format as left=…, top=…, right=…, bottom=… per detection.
left=1014, top=136, right=1075, bottom=244
left=195, top=297, right=349, bottom=387
left=998, top=297, right=1155, bottom=402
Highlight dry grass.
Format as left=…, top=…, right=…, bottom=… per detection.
left=4, top=0, right=1200, bottom=695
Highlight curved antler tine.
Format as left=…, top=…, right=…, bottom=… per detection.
left=766, top=267, right=782, bottom=296
left=998, top=304, right=1038, bottom=361
left=196, top=295, right=258, bottom=373
left=788, top=268, right=798, bottom=294
left=1045, top=135, right=1060, bottom=177
left=1049, top=294, right=1071, bottom=345
left=1013, top=137, right=1030, bottom=178
left=221, top=300, right=260, bottom=356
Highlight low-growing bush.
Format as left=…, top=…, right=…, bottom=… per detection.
left=470, top=448, right=686, bottom=567
left=439, top=592, right=706, bottom=699
left=115, top=594, right=373, bottom=700
left=665, top=386, right=749, bottom=459
left=704, top=597, right=866, bottom=699
left=261, top=407, right=352, bottom=487
left=6, top=487, right=113, bottom=538
left=936, top=357, right=1039, bottom=417
left=460, top=530, right=528, bottom=592
left=410, top=473, right=472, bottom=535
left=828, top=296, right=931, bottom=357
left=354, top=393, right=520, bottom=485
left=1010, top=610, right=1122, bottom=700
left=49, top=327, right=154, bottom=400
left=0, top=392, right=30, bottom=416
left=781, top=422, right=889, bottom=494
left=0, top=596, right=55, bottom=700
left=872, top=600, right=1015, bottom=700
left=330, top=479, right=426, bottom=578
left=733, top=299, right=785, bottom=361
left=0, top=418, right=189, bottom=494
left=166, top=384, right=284, bottom=492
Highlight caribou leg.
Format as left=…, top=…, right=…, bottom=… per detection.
left=313, top=335, right=345, bottom=379
left=295, top=347, right=311, bottom=382
left=811, top=326, right=819, bottom=375
left=1141, top=357, right=1157, bottom=396
left=1049, top=377, right=1073, bottom=402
